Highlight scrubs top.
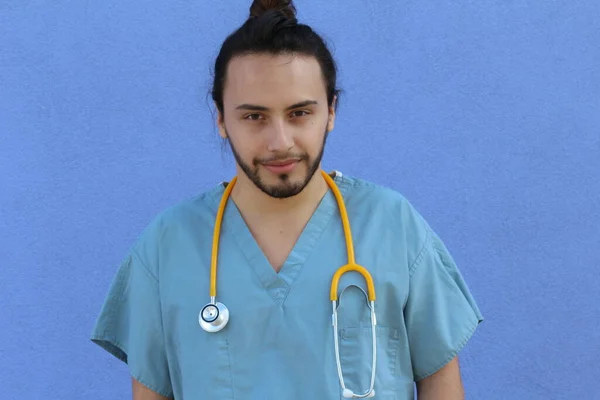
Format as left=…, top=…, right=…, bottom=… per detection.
left=91, top=171, right=483, bottom=399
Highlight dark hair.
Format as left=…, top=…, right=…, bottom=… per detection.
left=211, top=0, right=340, bottom=116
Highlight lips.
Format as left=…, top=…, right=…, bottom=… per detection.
left=262, top=159, right=300, bottom=174
left=263, top=159, right=298, bottom=166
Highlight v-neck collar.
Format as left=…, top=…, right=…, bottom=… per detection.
left=210, top=171, right=345, bottom=306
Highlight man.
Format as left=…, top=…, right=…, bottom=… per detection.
left=91, top=1, right=483, bottom=399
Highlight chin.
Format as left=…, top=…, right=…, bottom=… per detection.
left=266, top=167, right=308, bottom=183
left=256, top=170, right=311, bottom=198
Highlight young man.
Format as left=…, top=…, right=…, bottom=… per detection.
left=91, top=1, right=483, bottom=399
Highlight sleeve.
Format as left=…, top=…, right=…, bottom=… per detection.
left=90, top=249, right=174, bottom=398
left=404, top=226, right=484, bottom=381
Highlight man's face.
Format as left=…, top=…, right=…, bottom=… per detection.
left=217, top=53, right=335, bottom=199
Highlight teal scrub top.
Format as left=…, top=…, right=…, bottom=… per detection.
left=91, top=171, right=483, bottom=399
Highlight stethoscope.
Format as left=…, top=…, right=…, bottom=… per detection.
left=199, top=170, right=378, bottom=399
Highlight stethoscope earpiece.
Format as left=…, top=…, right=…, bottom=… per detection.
left=199, top=301, right=229, bottom=333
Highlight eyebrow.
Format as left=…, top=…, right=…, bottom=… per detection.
left=235, top=100, right=318, bottom=112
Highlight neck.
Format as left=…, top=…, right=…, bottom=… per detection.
left=230, top=169, right=328, bottom=219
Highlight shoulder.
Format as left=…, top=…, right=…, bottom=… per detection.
left=334, top=171, right=431, bottom=264
left=335, top=171, right=428, bottom=229
left=127, top=182, right=225, bottom=274
left=158, top=183, right=224, bottom=230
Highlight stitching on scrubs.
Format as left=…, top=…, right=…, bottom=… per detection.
left=130, top=248, right=174, bottom=397
left=409, top=226, right=481, bottom=381
left=407, top=228, right=431, bottom=277
left=414, top=317, right=479, bottom=382
left=430, top=231, right=463, bottom=275
left=339, top=325, right=401, bottom=378
left=90, top=335, right=128, bottom=362
left=227, top=338, right=236, bottom=400
left=108, top=255, right=133, bottom=303
left=390, top=329, right=399, bottom=376
left=91, top=334, right=175, bottom=398
left=132, top=249, right=159, bottom=283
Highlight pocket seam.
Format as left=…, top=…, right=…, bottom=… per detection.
left=338, top=325, right=400, bottom=376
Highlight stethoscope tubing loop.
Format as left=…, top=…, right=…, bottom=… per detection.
left=330, top=263, right=376, bottom=302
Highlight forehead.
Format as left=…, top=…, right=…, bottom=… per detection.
left=223, top=53, right=326, bottom=106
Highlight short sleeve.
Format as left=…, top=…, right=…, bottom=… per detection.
left=404, top=226, right=484, bottom=381
left=90, top=250, right=173, bottom=398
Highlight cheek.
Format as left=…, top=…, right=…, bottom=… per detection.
left=230, top=134, right=258, bottom=157
left=294, top=122, right=326, bottom=151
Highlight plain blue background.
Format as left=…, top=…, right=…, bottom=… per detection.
left=1, top=0, right=599, bottom=399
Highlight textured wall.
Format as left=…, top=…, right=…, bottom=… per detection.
left=1, top=0, right=599, bottom=399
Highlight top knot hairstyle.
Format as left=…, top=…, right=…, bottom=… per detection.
left=249, top=0, right=297, bottom=19
left=211, top=0, right=340, bottom=116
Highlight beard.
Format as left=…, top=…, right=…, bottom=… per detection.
left=226, top=128, right=328, bottom=199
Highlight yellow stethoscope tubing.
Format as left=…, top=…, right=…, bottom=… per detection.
left=321, top=171, right=376, bottom=302
left=208, top=170, right=376, bottom=303
left=209, top=175, right=237, bottom=299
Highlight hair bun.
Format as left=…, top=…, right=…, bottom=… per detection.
left=249, top=0, right=297, bottom=20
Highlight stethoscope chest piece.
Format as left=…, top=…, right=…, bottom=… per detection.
left=199, top=301, right=229, bottom=333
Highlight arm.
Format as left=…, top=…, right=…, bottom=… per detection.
left=416, top=357, right=464, bottom=400
left=133, top=378, right=172, bottom=400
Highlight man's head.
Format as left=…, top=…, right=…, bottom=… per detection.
left=211, top=0, right=340, bottom=199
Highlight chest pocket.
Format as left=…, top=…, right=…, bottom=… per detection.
left=335, top=284, right=401, bottom=399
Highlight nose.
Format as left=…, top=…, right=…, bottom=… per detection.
left=266, top=119, right=294, bottom=152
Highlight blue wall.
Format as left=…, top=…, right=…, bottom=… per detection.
left=2, top=1, right=599, bottom=398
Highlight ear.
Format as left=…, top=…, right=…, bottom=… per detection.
left=327, top=96, right=337, bottom=132
left=215, top=103, right=228, bottom=139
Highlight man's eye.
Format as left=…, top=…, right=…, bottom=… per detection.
left=291, top=110, right=309, bottom=117
left=244, top=114, right=262, bottom=121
